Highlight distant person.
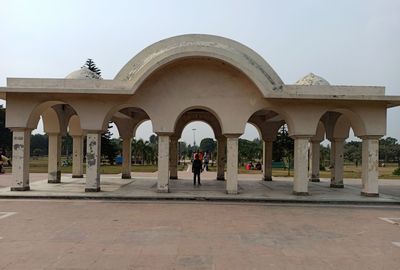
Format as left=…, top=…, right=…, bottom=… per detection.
left=192, top=154, right=203, bottom=186
left=255, top=162, right=261, bottom=170
left=203, top=154, right=209, bottom=171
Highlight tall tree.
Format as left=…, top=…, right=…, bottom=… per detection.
left=101, top=123, right=119, bottom=165
left=0, top=105, right=12, bottom=153
left=273, top=125, right=294, bottom=174
left=199, top=138, right=216, bottom=158
left=82, top=58, right=101, bottom=76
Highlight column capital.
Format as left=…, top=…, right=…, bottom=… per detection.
left=10, top=127, right=32, bottom=132
left=291, top=135, right=312, bottom=140
left=155, top=132, right=173, bottom=137
left=223, top=133, right=241, bottom=139
left=84, top=130, right=103, bottom=135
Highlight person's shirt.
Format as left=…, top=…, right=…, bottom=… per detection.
left=192, top=159, right=203, bottom=172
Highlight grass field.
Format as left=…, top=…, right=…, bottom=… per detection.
left=2, top=157, right=400, bottom=179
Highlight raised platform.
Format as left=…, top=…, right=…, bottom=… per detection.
left=0, top=172, right=399, bottom=205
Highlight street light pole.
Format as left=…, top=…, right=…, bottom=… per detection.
left=192, top=128, right=196, bottom=147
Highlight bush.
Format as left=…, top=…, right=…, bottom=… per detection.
left=392, top=167, right=400, bottom=176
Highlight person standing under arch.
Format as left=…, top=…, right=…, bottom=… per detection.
left=192, top=153, right=203, bottom=186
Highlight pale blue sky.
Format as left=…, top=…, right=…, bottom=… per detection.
left=1, top=0, right=399, bottom=143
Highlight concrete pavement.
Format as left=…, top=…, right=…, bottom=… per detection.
left=0, top=200, right=399, bottom=269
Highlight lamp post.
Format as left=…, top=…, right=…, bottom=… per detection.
left=192, top=128, right=197, bottom=147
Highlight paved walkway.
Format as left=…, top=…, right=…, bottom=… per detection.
left=1, top=171, right=400, bottom=204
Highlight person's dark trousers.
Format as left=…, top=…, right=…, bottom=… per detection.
left=193, top=172, right=201, bottom=185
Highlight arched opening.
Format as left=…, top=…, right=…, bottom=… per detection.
left=104, top=106, right=154, bottom=181
left=246, top=109, right=290, bottom=182
left=238, top=123, right=263, bottom=174
left=168, top=108, right=223, bottom=191
left=14, top=101, right=81, bottom=188
left=314, top=110, right=365, bottom=190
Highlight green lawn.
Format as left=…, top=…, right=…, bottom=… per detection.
left=3, top=157, right=400, bottom=179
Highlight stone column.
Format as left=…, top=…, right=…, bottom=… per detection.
left=10, top=128, right=31, bottom=191
left=85, top=132, right=101, bottom=192
left=226, top=136, right=238, bottom=194
left=217, top=137, right=226, bottom=180
left=330, top=140, right=336, bottom=182
left=262, top=139, right=273, bottom=181
left=293, top=136, right=310, bottom=195
left=169, top=137, right=178, bottom=179
left=121, top=137, right=132, bottom=179
left=72, top=135, right=84, bottom=178
left=361, top=136, right=380, bottom=196
left=309, top=140, right=321, bottom=182
left=331, top=138, right=345, bottom=188
left=47, top=133, right=62, bottom=183
left=157, top=135, right=170, bottom=193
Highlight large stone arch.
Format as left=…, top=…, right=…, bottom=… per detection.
left=115, top=34, right=284, bottom=97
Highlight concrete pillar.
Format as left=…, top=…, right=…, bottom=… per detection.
left=361, top=137, right=380, bottom=197
left=331, top=139, right=345, bottom=188
left=121, top=137, right=132, bottom=179
left=293, top=136, right=310, bottom=195
left=47, top=133, right=62, bottom=183
left=330, top=140, right=335, bottom=182
left=72, top=135, right=84, bottom=178
left=157, top=135, right=170, bottom=193
left=217, top=137, right=226, bottom=180
left=85, top=132, right=101, bottom=192
left=169, top=137, right=178, bottom=179
left=226, top=136, right=238, bottom=194
left=10, top=129, right=31, bottom=191
left=262, top=139, right=273, bottom=181
left=309, top=140, right=321, bottom=182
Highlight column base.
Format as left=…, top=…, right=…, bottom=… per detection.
left=72, top=175, right=84, bottom=178
left=292, top=191, right=309, bottom=196
left=169, top=176, right=178, bottom=180
left=48, top=179, right=61, bottom=184
left=226, top=190, right=238, bottom=195
left=217, top=176, right=225, bottom=181
left=122, top=174, right=132, bottom=179
left=330, top=183, right=344, bottom=188
left=85, top=187, right=101, bottom=192
left=157, top=188, right=169, bottom=193
left=361, top=191, right=379, bottom=197
left=309, top=178, right=320, bottom=182
left=10, top=186, right=30, bottom=191
left=263, top=176, right=272, bottom=181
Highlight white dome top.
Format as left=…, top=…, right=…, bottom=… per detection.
left=295, top=73, right=330, bottom=85
left=65, top=67, right=102, bottom=80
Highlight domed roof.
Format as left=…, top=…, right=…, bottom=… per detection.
left=65, top=67, right=102, bottom=80
left=295, top=73, right=330, bottom=85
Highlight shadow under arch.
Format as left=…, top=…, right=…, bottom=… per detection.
left=27, top=100, right=79, bottom=131
left=101, top=103, right=152, bottom=133
left=247, top=108, right=290, bottom=139
left=317, top=108, right=366, bottom=138
left=173, top=106, right=223, bottom=137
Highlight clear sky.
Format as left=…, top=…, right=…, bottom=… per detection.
left=1, top=0, right=399, bottom=144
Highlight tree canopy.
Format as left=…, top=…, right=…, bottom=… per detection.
left=82, top=58, right=101, bottom=76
